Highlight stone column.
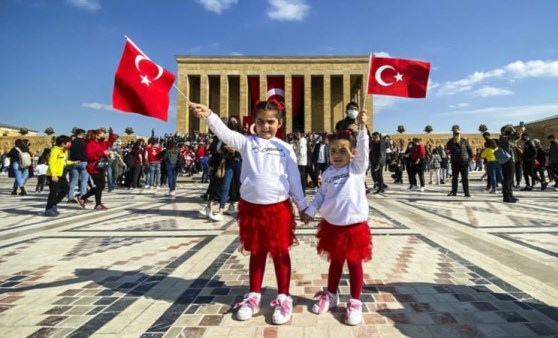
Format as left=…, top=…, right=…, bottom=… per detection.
left=220, top=74, right=228, bottom=117
left=284, top=74, right=292, bottom=134
left=343, top=72, right=351, bottom=108
left=323, top=73, right=332, bottom=132
left=363, top=72, right=373, bottom=131
left=240, top=73, right=248, bottom=117
left=200, top=73, right=209, bottom=133
left=176, top=71, right=189, bottom=134
left=304, top=73, right=312, bottom=133
left=260, top=74, right=267, bottom=101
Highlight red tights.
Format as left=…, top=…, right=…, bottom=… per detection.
left=249, top=251, right=291, bottom=295
left=327, top=259, right=363, bottom=299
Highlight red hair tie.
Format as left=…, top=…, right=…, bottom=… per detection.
left=268, top=97, right=285, bottom=112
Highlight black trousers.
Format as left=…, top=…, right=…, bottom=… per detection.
left=372, top=164, right=385, bottom=189
left=451, top=161, right=469, bottom=194
left=46, top=177, right=69, bottom=211
left=36, top=175, right=47, bottom=192
left=298, top=165, right=307, bottom=193
left=523, top=159, right=543, bottom=186
left=82, top=172, right=105, bottom=207
left=501, top=161, right=515, bottom=201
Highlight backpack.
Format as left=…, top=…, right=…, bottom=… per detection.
left=19, top=151, right=32, bottom=168
left=165, top=151, right=179, bottom=165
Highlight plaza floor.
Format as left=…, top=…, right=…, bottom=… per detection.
left=0, top=172, right=556, bottom=338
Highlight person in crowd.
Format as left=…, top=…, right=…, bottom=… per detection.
left=409, top=137, right=426, bottom=192
left=534, top=139, right=547, bottom=186
left=191, top=99, right=307, bottom=325
left=547, top=134, right=558, bottom=189
left=514, top=145, right=524, bottom=188
left=77, top=128, right=116, bottom=210
left=370, top=132, right=387, bottom=194
left=301, top=110, right=372, bottom=326
left=145, top=138, right=163, bottom=189
left=163, top=140, right=180, bottom=197
left=67, top=129, right=89, bottom=203
left=129, top=139, right=145, bottom=189
left=199, top=136, right=227, bottom=221
left=446, top=125, right=473, bottom=197
left=311, top=137, right=329, bottom=186
left=294, top=131, right=308, bottom=195
left=7, top=139, right=32, bottom=196
left=45, top=135, right=76, bottom=216
left=521, top=133, right=547, bottom=191
left=499, top=124, right=520, bottom=203
left=335, top=101, right=359, bottom=132
left=429, top=146, right=442, bottom=185
left=480, top=139, right=502, bottom=194
left=35, top=158, right=49, bottom=193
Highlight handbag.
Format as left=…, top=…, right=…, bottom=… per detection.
left=215, top=159, right=226, bottom=178
left=494, top=147, right=511, bottom=164
left=95, top=158, right=110, bottom=171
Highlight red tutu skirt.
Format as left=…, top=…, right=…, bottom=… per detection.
left=316, top=220, right=373, bottom=263
left=237, top=198, right=297, bottom=257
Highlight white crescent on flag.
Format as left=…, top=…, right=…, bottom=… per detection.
left=135, top=55, right=164, bottom=82
left=267, top=88, right=285, bottom=98
left=375, top=65, right=396, bottom=87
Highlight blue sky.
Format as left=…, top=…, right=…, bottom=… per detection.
left=1, top=0, right=557, bottom=136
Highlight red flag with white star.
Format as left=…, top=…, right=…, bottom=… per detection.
left=112, top=38, right=176, bottom=121
left=367, top=56, right=430, bottom=98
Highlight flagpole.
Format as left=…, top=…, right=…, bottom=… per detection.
left=361, top=53, right=372, bottom=111
left=123, top=35, right=192, bottom=106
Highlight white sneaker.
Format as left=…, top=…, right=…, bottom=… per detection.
left=170, top=190, right=176, bottom=196
left=224, top=204, right=236, bottom=215
left=345, top=299, right=363, bottom=326
left=234, top=292, right=261, bottom=321
left=311, top=291, right=339, bottom=314
left=271, top=294, right=293, bottom=325
left=198, top=207, right=210, bottom=218
left=419, top=186, right=425, bottom=192
left=209, top=212, right=223, bottom=222
left=411, top=185, right=419, bottom=191
left=144, top=185, right=150, bottom=189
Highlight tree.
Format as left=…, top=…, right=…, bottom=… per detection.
left=18, top=127, right=29, bottom=135
left=125, top=127, right=135, bottom=135
left=397, top=125, right=406, bottom=134
left=44, top=127, right=55, bottom=135
left=478, top=124, right=488, bottom=133
left=424, top=125, right=433, bottom=133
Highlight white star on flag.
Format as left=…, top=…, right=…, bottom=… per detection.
left=140, top=75, right=151, bottom=86
left=395, top=72, right=404, bottom=82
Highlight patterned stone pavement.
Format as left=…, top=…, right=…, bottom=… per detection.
left=0, top=172, right=556, bottom=338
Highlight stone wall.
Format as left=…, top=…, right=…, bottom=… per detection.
left=389, top=133, right=494, bottom=151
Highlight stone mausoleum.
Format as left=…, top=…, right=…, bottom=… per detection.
left=175, top=55, right=373, bottom=134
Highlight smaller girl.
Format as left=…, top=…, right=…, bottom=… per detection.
left=302, top=111, right=372, bottom=326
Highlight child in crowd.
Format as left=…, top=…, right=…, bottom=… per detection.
left=191, top=99, right=307, bottom=325
left=45, top=135, right=78, bottom=216
left=301, top=111, right=372, bottom=326
left=35, top=158, right=49, bottom=192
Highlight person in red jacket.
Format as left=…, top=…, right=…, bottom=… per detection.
left=78, top=128, right=116, bottom=210
left=410, top=137, right=426, bottom=192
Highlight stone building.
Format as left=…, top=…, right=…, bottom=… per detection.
left=175, top=55, right=373, bottom=134
left=517, top=114, right=558, bottom=148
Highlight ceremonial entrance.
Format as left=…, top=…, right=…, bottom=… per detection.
left=175, top=56, right=373, bottom=134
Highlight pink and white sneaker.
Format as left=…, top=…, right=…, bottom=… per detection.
left=270, top=293, right=293, bottom=325
left=311, top=290, right=339, bottom=314
left=345, top=298, right=363, bottom=325
left=233, top=292, right=261, bottom=321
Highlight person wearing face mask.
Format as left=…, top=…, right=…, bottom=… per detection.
left=335, top=102, right=360, bottom=132
left=77, top=128, right=116, bottom=211
left=446, top=125, right=473, bottom=197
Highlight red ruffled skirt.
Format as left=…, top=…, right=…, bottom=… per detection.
left=316, top=220, right=373, bottom=263
left=237, top=198, right=297, bottom=257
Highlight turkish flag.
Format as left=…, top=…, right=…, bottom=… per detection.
left=112, top=38, right=176, bottom=121
left=367, top=56, right=430, bottom=98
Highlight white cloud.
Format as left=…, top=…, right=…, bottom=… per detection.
left=436, top=104, right=558, bottom=125
left=373, top=51, right=390, bottom=57
left=82, top=102, right=115, bottom=111
left=196, top=0, right=237, bottom=14
left=475, top=86, right=513, bottom=98
left=267, top=0, right=310, bottom=21
left=449, top=103, right=470, bottom=108
left=230, top=52, right=244, bottom=56
left=66, top=0, right=100, bottom=11
left=437, top=60, right=558, bottom=96
left=372, top=96, right=396, bottom=113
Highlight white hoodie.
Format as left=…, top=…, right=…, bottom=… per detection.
left=305, top=130, right=369, bottom=225
left=205, top=113, right=307, bottom=211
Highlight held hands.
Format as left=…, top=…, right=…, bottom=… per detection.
left=357, top=110, right=367, bottom=129
left=299, top=208, right=312, bottom=224
left=190, top=103, right=212, bottom=119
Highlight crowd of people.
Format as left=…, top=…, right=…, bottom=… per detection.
left=1, top=99, right=557, bottom=326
